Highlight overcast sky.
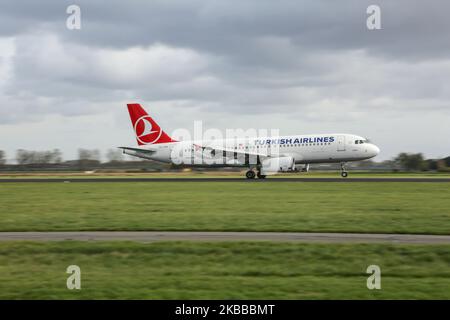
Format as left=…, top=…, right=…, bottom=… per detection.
left=0, top=0, right=449, bottom=162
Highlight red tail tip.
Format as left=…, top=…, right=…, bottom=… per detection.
left=126, top=103, right=177, bottom=145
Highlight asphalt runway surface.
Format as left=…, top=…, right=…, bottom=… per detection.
left=0, top=231, right=449, bottom=244
left=1, top=177, right=450, bottom=183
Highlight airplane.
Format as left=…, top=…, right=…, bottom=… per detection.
left=119, top=103, right=380, bottom=179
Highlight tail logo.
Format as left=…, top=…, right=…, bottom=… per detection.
left=134, top=116, right=162, bottom=144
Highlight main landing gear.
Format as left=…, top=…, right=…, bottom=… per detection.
left=245, top=170, right=256, bottom=179
left=340, top=163, right=348, bottom=178
left=245, top=169, right=266, bottom=179
left=257, top=169, right=266, bottom=179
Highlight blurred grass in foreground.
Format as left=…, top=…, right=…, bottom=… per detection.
left=0, top=182, right=449, bottom=234
left=0, top=241, right=448, bottom=299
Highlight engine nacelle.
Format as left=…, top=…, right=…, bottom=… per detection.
left=261, top=157, right=296, bottom=175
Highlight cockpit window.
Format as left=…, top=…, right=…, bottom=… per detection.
left=355, top=139, right=368, bottom=144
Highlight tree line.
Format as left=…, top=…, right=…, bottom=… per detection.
left=0, top=148, right=125, bottom=165
left=0, top=149, right=449, bottom=172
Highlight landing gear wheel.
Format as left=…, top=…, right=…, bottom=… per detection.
left=257, top=172, right=266, bottom=179
left=246, top=170, right=256, bottom=179
left=340, top=162, right=348, bottom=178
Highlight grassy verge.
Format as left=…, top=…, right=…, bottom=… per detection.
left=0, top=241, right=448, bottom=299
left=1, top=171, right=450, bottom=179
left=1, top=182, right=449, bottom=234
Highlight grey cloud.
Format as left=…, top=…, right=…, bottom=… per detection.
left=1, top=0, right=450, bottom=60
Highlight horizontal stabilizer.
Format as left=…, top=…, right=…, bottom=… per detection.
left=118, top=146, right=156, bottom=154
left=118, top=146, right=156, bottom=160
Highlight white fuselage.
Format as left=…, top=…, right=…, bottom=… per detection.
left=129, top=133, right=380, bottom=167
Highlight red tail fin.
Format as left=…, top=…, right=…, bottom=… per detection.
left=126, top=103, right=177, bottom=145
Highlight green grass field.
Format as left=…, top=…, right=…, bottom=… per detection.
left=1, top=182, right=449, bottom=234
left=1, top=171, right=450, bottom=179
left=1, top=179, right=449, bottom=299
left=0, top=241, right=448, bottom=299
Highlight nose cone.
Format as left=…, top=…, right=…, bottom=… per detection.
left=369, top=144, right=380, bottom=157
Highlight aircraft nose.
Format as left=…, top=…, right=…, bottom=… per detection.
left=370, top=144, right=380, bottom=157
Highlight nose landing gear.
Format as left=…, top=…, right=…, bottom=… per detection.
left=340, top=163, right=348, bottom=178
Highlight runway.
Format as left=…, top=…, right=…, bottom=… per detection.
left=1, top=177, right=450, bottom=183
left=0, top=231, right=449, bottom=244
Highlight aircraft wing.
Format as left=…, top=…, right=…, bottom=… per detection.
left=193, top=143, right=270, bottom=160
